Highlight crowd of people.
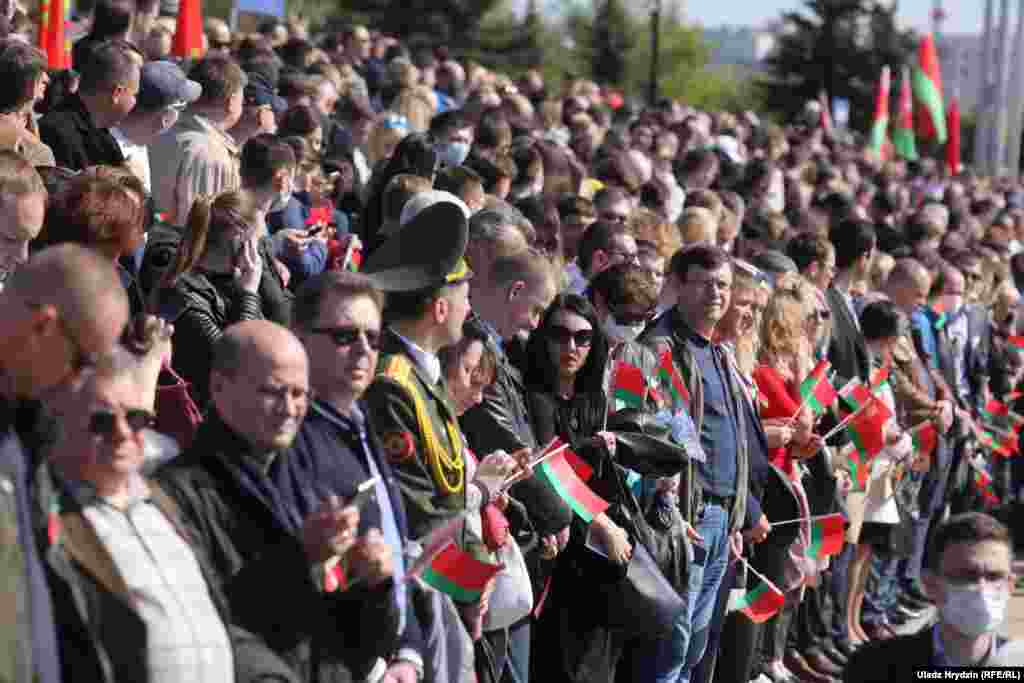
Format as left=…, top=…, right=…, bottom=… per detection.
left=0, top=2, right=1022, bottom=683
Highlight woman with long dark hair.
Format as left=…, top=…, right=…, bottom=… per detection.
left=360, top=131, right=437, bottom=251
left=526, top=294, right=687, bottom=683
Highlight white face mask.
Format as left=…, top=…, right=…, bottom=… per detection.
left=604, top=314, right=644, bottom=344
left=940, top=582, right=1010, bottom=637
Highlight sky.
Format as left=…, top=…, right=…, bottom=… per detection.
left=684, top=0, right=984, bottom=35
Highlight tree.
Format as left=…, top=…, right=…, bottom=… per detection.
left=589, top=0, right=634, bottom=87
left=327, top=0, right=504, bottom=53
left=759, top=0, right=915, bottom=134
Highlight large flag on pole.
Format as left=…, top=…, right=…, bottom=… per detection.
left=893, top=66, right=918, bottom=160
left=38, top=0, right=72, bottom=69
left=173, top=0, right=205, bottom=60
left=913, top=33, right=947, bottom=144
left=869, top=66, right=891, bottom=156
left=946, top=96, right=961, bottom=175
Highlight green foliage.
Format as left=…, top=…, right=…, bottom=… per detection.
left=759, top=0, right=914, bottom=134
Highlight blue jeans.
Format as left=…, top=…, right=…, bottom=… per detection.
left=862, top=553, right=900, bottom=626
left=506, top=617, right=529, bottom=683
left=650, top=502, right=731, bottom=683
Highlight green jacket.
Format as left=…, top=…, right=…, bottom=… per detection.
left=364, top=328, right=488, bottom=566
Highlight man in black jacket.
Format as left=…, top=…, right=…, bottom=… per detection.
left=39, top=40, right=139, bottom=170
left=157, top=320, right=400, bottom=682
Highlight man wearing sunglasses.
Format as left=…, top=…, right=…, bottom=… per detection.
left=290, top=271, right=427, bottom=683
left=0, top=245, right=129, bottom=683
left=156, top=320, right=400, bottom=682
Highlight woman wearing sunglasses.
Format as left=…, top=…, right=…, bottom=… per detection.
left=524, top=294, right=692, bottom=683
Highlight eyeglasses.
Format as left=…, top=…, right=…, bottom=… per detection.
left=88, top=408, right=155, bottom=438
left=548, top=325, right=594, bottom=348
left=310, top=326, right=382, bottom=350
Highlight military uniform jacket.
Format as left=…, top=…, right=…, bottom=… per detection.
left=364, top=327, right=487, bottom=561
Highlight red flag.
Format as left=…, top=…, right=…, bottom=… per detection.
left=818, top=90, right=833, bottom=134
left=911, top=421, right=938, bottom=458
left=946, top=96, right=961, bottom=175
left=38, top=0, right=71, bottom=69
left=172, top=0, right=205, bottom=60
left=807, top=513, right=846, bottom=559
left=869, top=66, right=891, bottom=156
left=737, top=577, right=785, bottom=623
left=611, top=361, right=647, bottom=410
left=913, top=33, right=946, bottom=143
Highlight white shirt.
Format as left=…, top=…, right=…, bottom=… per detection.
left=111, top=127, right=152, bottom=195
left=392, top=329, right=442, bottom=384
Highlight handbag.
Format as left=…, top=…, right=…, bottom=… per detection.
left=579, top=447, right=686, bottom=640
left=154, top=364, right=204, bottom=449
left=483, top=540, right=534, bottom=631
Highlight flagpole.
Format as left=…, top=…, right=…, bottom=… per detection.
left=737, top=556, right=775, bottom=588
left=977, top=0, right=996, bottom=174
left=822, top=400, right=872, bottom=442
left=993, top=0, right=1013, bottom=173
left=768, top=513, right=842, bottom=527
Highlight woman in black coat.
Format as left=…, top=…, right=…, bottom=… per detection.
left=525, top=294, right=687, bottom=683
left=153, top=191, right=292, bottom=407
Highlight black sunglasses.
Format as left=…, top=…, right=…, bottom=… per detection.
left=548, top=325, right=594, bottom=347
left=88, top=409, right=156, bottom=438
left=310, top=326, right=382, bottom=350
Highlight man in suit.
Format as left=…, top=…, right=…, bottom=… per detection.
left=825, top=220, right=875, bottom=388
left=844, top=512, right=1014, bottom=681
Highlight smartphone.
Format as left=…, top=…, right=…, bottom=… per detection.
left=343, top=475, right=380, bottom=510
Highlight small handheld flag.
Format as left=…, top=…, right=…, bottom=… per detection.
left=415, top=541, right=502, bottom=603
left=657, top=350, right=691, bottom=410
left=611, top=361, right=647, bottom=411
left=798, top=359, right=837, bottom=417
left=535, top=448, right=610, bottom=523
left=806, top=513, right=845, bottom=560
left=735, top=559, right=785, bottom=623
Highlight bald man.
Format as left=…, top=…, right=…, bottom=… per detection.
left=0, top=244, right=129, bottom=683
left=155, top=320, right=400, bottom=683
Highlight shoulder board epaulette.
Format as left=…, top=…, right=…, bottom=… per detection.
left=382, top=354, right=413, bottom=382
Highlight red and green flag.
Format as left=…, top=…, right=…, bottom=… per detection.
left=38, top=0, right=72, bottom=69
left=840, top=382, right=891, bottom=461
left=869, top=364, right=891, bottom=393
left=736, top=577, right=786, bottom=623
left=913, top=33, right=947, bottom=144
left=657, top=350, right=691, bottom=410
left=910, top=421, right=938, bottom=458
left=611, top=361, right=647, bottom=410
left=973, top=468, right=999, bottom=504
left=799, top=359, right=837, bottom=417
left=893, top=66, right=918, bottom=160
left=1007, top=336, right=1024, bottom=353
left=845, top=445, right=870, bottom=492
left=946, top=96, right=961, bottom=175
left=869, top=66, right=891, bottom=156
left=806, top=513, right=846, bottom=560
left=418, top=541, right=502, bottom=602
left=535, top=449, right=610, bottom=523
left=931, top=298, right=950, bottom=330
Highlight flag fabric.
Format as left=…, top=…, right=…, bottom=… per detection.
left=1007, top=336, right=1024, bottom=353
left=535, top=450, right=610, bottom=523
left=845, top=445, right=869, bottom=492
left=869, top=364, right=891, bottom=392
left=946, top=96, right=961, bottom=175
left=840, top=382, right=891, bottom=461
left=418, top=541, right=502, bottom=602
left=893, top=66, right=918, bottom=160
left=910, top=421, right=938, bottom=458
left=869, top=66, right=891, bottom=156
left=172, top=0, right=204, bottom=59
left=799, top=360, right=837, bottom=417
left=806, top=513, right=845, bottom=560
left=38, top=0, right=72, bottom=69
left=973, top=468, right=999, bottom=505
left=913, top=33, right=947, bottom=143
left=736, top=578, right=786, bottom=623
left=818, top=90, right=833, bottom=134
left=657, top=350, right=691, bottom=410
left=611, top=361, right=647, bottom=410
left=564, top=449, right=594, bottom=483
left=930, top=298, right=950, bottom=330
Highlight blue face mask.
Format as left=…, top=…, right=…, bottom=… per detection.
left=436, top=141, right=470, bottom=167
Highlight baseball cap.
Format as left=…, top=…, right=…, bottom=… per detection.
left=244, top=73, right=287, bottom=114
left=136, top=61, right=202, bottom=111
